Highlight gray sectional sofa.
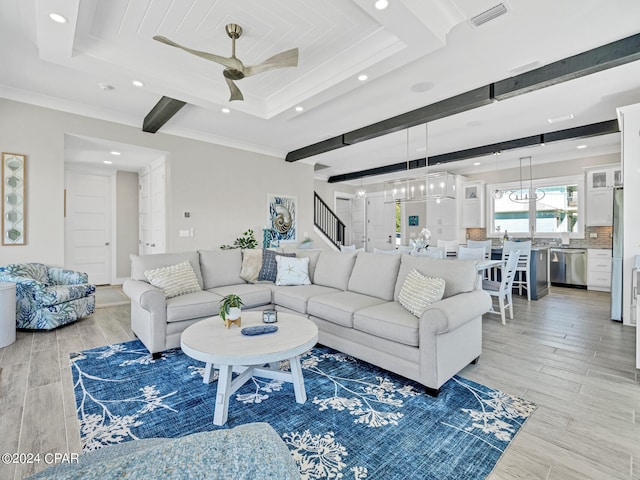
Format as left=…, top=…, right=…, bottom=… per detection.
left=123, top=248, right=491, bottom=394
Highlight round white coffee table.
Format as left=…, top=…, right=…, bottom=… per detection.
left=181, top=311, right=318, bottom=426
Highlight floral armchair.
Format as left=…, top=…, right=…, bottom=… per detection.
left=0, top=263, right=95, bottom=330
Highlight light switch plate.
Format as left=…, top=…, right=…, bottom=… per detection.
left=590, top=232, right=597, bottom=238
left=179, top=230, right=190, bottom=237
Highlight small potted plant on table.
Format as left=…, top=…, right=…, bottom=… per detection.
left=219, top=294, right=244, bottom=329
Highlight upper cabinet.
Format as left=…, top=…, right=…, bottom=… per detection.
left=585, top=165, right=621, bottom=226
left=461, top=180, right=485, bottom=228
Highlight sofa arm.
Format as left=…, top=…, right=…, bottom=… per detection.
left=0, top=272, right=46, bottom=299
left=47, top=267, right=89, bottom=285
left=123, top=279, right=166, bottom=313
left=420, top=289, right=491, bottom=335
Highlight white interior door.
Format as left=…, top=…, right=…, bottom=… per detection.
left=150, top=162, right=166, bottom=253
left=138, top=169, right=151, bottom=255
left=138, top=160, right=166, bottom=255
left=366, top=193, right=396, bottom=251
left=352, top=197, right=366, bottom=249
left=65, top=172, right=111, bottom=285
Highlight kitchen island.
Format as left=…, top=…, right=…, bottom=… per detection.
left=491, top=245, right=549, bottom=300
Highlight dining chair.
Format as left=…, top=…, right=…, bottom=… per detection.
left=436, top=239, right=459, bottom=258
left=482, top=251, right=519, bottom=325
left=466, top=239, right=492, bottom=259
left=502, top=240, right=532, bottom=301
left=457, top=246, right=486, bottom=260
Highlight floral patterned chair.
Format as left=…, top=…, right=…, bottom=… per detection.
left=0, top=263, right=95, bottom=330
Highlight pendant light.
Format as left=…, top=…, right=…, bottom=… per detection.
left=356, top=178, right=367, bottom=198
left=509, top=156, right=545, bottom=203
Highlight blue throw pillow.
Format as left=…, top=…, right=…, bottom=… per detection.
left=258, top=250, right=295, bottom=282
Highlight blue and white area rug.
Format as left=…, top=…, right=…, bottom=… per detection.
left=71, top=340, right=535, bottom=480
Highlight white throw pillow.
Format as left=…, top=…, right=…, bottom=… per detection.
left=398, top=268, right=445, bottom=317
left=240, top=249, right=263, bottom=283
left=373, top=248, right=400, bottom=255
left=275, top=256, right=311, bottom=286
left=340, top=244, right=356, bottom=252
left=144, top=260, right=201, bottom=298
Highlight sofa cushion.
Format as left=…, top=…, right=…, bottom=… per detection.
left=348, top=252, right=401, bottom=301
left=398, top=269, right=445, bottom=317
left=166, top=290, right=222, bottom=323
left=198, top=249, right=245, bottom=289
left=240, top=249, right=263, bottom=283
left=276, top=256, right=311, bottom=286
left=282, top=248, right=322, bottom=282
left=272, top=284, right=341, bottom=314
left=144, top=261, right=202, bottom=299
left=307, top=291, right=388, bottom=328
left=313, top=251, right=357, bottom=291
left=207, top=283, right=272, bottom=309
left=353, top=302, right=420, bottom=347
left=130, top=252, right=204, bottom=289
left=394, top=256, right=477, bottom=301
left=258, top=250, right=296, bottom=282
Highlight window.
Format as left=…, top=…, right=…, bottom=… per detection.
left=488, top=175, right=584, bottom=238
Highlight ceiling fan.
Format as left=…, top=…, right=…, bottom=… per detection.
left=153, top=24, right=299, bottom=102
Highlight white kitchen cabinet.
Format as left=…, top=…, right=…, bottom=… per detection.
left=461, top=180, right=485, bottom=228
left=587, top=248, right=612, bottom=291
left=585, top=165, right=621, bottom=226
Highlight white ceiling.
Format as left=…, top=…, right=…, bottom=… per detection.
left=1, top=0, right=639, bottom=184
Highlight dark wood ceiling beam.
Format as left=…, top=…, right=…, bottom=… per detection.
left=342, top=86, right=493, bottom=145
left=142, top=96, right=187, bottom=133
left=285, top=86, right=494, bottom=162
left=288, top=34, right=639, bottom=164
left=494, top=33, right=640, bottom=100
left=326, top=119, right=619, bottom=183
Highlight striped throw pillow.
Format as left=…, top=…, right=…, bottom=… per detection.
left=144, top=260, right=201, bottom=298
left=398, top=268, right=445, bottom=317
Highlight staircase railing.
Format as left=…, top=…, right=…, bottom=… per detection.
left=314, top=192, right=345, bottom=250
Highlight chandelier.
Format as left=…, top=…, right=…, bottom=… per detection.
left=383, top=124, right=457, bottom=203
left=509, top=156, right=545, bottom=203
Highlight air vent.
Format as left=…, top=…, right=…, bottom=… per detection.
left=469, top=3, right=508, bottom=27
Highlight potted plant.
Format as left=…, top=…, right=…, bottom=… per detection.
left=219, top=294, right=244, bottom=328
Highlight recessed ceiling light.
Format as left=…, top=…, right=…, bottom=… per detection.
left=49, top=13, right=68, bottom=24
left=103, top=160, right=113, bottom=165
left=358, top=74, right=368, bottom=82
left=132, top=80, right=144, bottom=87
left=98, top=83, right=114, bottom=91
left=110, top=151, right=121, bottom=156
left=577, top=144, right=588, bottom=149
left=547, top=113, right=574, bottom=124
left=295, top=106, right=304, bottom=112
left=374, top=0, right=389, bottom=10
left=473, top=162, right=481, bottom=166
left=221, top=107, right=230, bottom=114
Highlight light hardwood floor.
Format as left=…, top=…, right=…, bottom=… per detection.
left=0, top=287, right=637, bottom=479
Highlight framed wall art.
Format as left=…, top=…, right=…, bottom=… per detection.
left=2, top=153, right=26, bottom=246
left=267, top=193, right=297, bottom=243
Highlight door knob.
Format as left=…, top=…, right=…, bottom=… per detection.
left=151, top=243, right=156, bottom=247
left=105, top=242, right=110, bottom=246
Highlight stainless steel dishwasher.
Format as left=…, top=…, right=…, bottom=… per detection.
left=549, top=248, right=587, bottom=288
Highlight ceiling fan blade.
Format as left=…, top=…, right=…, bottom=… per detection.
left=153, top=35, right=241, bottom=70
left=225, top=77, right=244, bottom=101
left=244, top=48, right=299, bottom=77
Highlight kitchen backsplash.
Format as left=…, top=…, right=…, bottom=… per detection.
left=466, top=226, right=613, bottom=249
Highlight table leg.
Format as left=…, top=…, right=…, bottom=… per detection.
left=289, top=355, right=307, bottom=404
left=203, top=362, right=216, bottom=384
left=213, top=365, right=233, bottom=426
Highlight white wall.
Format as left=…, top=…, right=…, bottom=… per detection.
left=0, top=98, right=317, bottom=267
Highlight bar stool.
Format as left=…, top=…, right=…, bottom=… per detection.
left=502, top=240, right=532, bottom=301
left=466, top=239, right=492, bottom=259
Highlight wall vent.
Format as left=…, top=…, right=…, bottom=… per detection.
left=469, top=3, right=508, bottom=27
